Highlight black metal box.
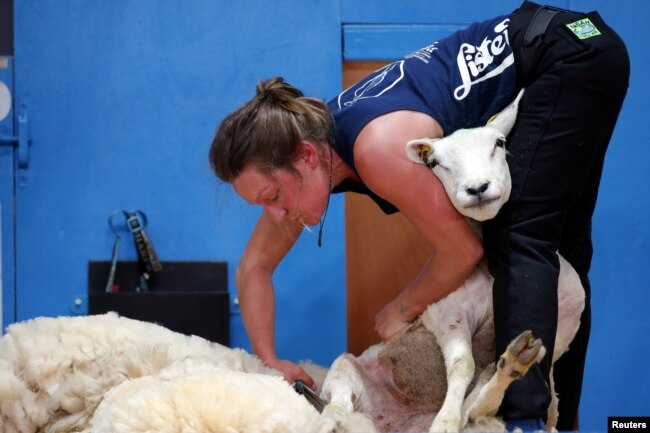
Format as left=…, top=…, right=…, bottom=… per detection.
left=88, top=260, right=229, bottom=346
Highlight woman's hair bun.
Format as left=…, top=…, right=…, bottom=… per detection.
left=256, top=77, right=304, bottom=105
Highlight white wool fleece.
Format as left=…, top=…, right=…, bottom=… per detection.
left=0, top=313, right=277, bottom=433
left=82, top=370, right=323, bottom=433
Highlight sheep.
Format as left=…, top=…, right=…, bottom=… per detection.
left=0, top=312, right=373, bottom=433
left=318, top=90, right=585, bottom=432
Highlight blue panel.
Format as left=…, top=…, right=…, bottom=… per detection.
left=342, top=0, right=570, bottom=60
left=342, top=0, right=569, bottom=24
left=13, top=0, right=345, bottom=367
left=344, top=24, right=464, bottom=60
left=0, top=56, right=15, bottom=332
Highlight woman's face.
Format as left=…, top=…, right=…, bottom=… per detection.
left=232, top=144, right=329, bottom=228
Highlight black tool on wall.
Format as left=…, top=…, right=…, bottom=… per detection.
left=89, top=210, right=229, bottom=345
left=106, top=210, right=163, bottom=293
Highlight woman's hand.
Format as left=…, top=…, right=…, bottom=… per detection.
left=374, top=297, right=415, bottom=341
left=264, top=357, right=316, bottom=390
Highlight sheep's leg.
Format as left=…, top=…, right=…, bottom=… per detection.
left=462, top=330, right=546, bottom=425
left=429, top=337, right=474, bottom=433
left=422, top=310, right=474, bottom=433
left=319, top=354, right=370, bottom=432
left=459, top=362, right=497, bottom=427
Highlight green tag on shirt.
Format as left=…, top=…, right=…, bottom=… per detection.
left=566, top=18, right=601, bottom=39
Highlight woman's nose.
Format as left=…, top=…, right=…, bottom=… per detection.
left=264, top=204, right=288, bottom=222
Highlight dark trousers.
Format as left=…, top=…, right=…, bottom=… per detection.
left=483, top=2, right=629, bottom=427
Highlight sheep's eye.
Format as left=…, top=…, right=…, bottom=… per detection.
left=426, top=159, right=439, bottom=169
left=495, top=137, right=506, bottom=148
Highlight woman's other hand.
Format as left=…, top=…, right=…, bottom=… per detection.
left=374, top=297, right=414, bottom=341
left=265, top=357, right=316, bottom=390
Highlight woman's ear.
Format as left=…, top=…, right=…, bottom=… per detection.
left=298, top=140, right=322, bottom=169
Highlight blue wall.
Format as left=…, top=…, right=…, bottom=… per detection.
left=1, top=0, right=648, bottom=430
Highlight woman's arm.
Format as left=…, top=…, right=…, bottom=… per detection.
left=236, top=211, right=316, bottom=387
left=354, top=110, right=484, bottom=340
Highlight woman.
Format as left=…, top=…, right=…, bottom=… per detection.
left=209, top=1, right=629, bottom=429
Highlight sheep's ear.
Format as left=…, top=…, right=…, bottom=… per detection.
left=486, top=88, right=525, bottom=136
left=406, top=138, right=437, bottom=164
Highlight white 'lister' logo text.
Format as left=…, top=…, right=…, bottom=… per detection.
left=454, top=18, right=513, bottom=100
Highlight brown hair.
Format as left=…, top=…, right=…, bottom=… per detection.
left=209, top=77, right=333, bottom=182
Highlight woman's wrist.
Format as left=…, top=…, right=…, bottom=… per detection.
left=251, top=342, right=278, bottom=365
left=394, top=291, right=425, bottom=322
left=262, top=355, right=281, bottom=369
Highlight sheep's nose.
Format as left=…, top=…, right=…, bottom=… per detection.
left=466, top=182, right=489, bottom=196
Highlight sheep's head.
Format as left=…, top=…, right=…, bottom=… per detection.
left=406, top=90, right=523, bottom=221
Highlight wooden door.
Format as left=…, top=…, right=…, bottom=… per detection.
left=343, top=61, right=431, bottom=355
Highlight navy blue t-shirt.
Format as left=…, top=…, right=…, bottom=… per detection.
left=329, top=14, right=518, bottom=214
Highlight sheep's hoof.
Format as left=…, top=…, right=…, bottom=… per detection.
left=497, top=331, right=546, bottom=380
left=316, top=406, right=377, bottom=433
left=430, top=413, right=462, bottom=433
left=319, top=403, right=346, bottom=432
